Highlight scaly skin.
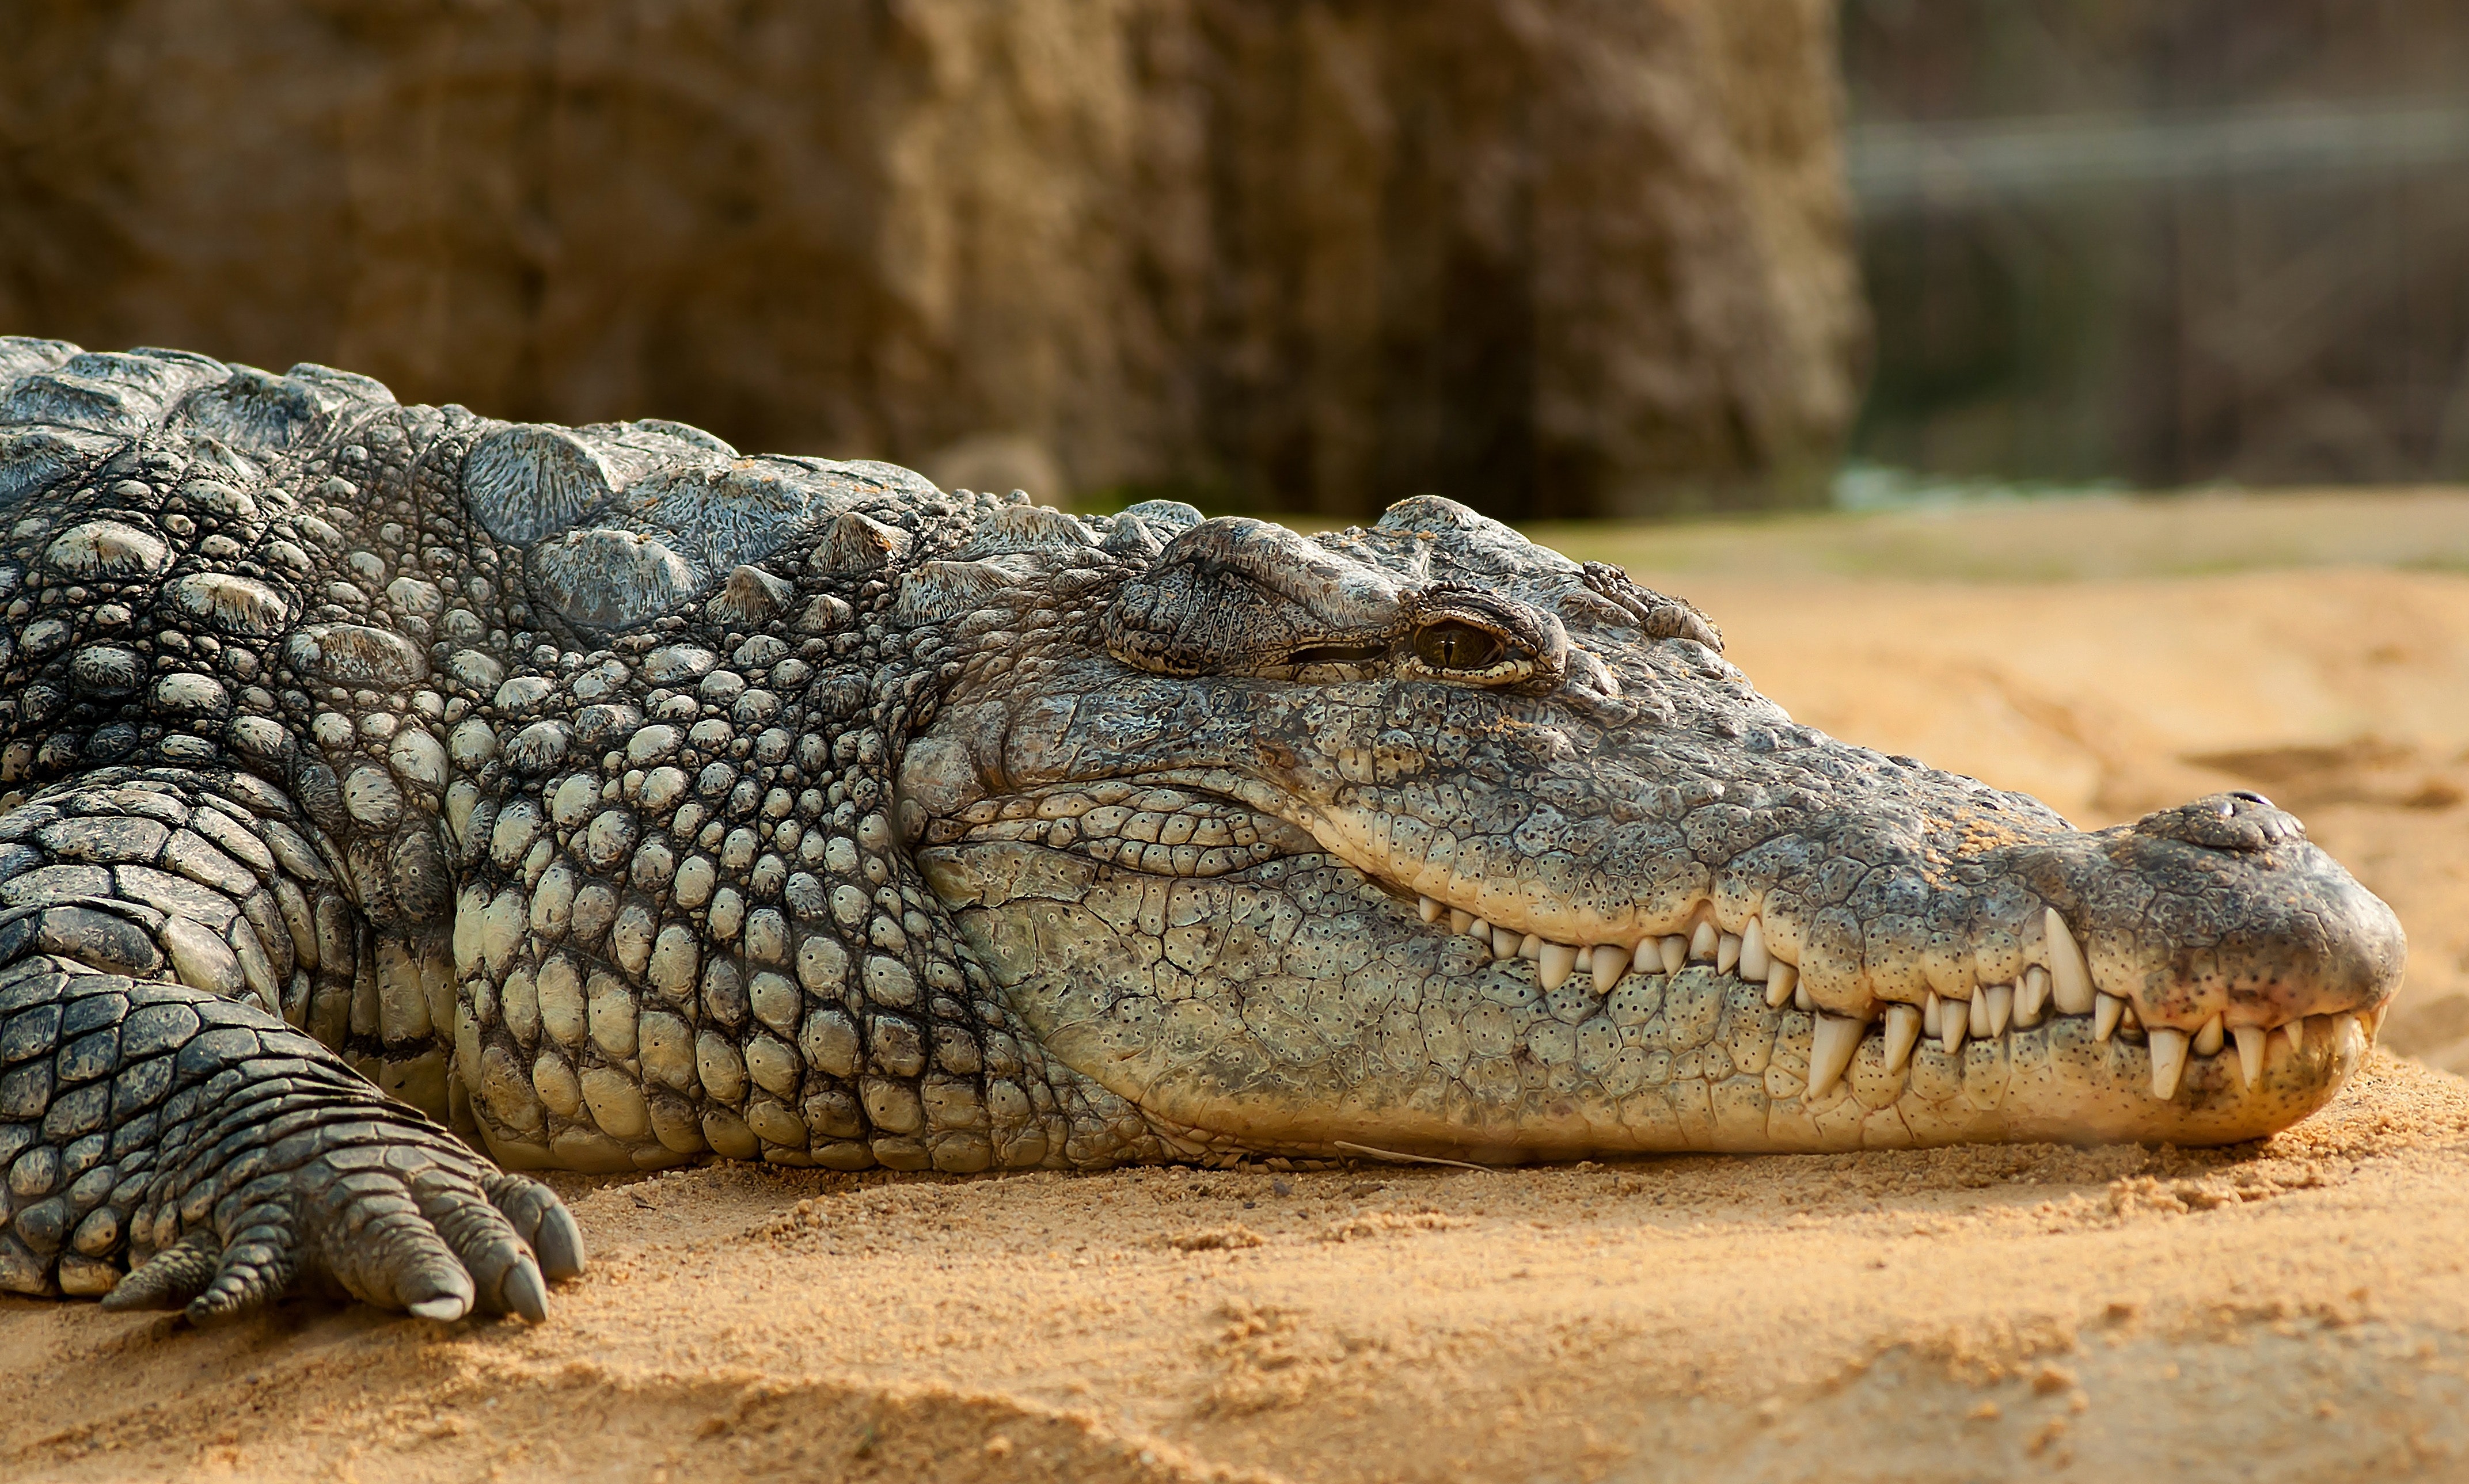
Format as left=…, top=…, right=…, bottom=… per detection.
left=0, top=342, right=2405, bottom=1324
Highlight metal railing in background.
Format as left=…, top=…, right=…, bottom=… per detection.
left=1841, top=0, right=2469, bottom=492
left=1851, top=100, right=2469, bottom=208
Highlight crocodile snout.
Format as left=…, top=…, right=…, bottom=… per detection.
left=2085, top=791, right=2406, bottom=1042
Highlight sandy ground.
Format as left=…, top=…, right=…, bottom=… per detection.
left=13, top=490, right=2469, bottom=1483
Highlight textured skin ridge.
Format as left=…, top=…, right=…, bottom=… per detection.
left=0, top=341, right=2407, bottom=1323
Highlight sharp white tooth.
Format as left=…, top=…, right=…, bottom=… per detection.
left=1419, top=896, right=1443, bottom=924
left=2095, top=992, right=2125, bottom=1041
left=1454, top=910, right=1479, bottom=937
left=1794, top=984, right=1814, bottom=1013
left=2337, top=1013, right=2368, bottom=1061
left=2368, top=1004, right=2388, bottom=1037
left=1739, top=917, right=1772, bottom=981
left=1590, top=943, right=1631, bottom=994
left=1495, top=926, right=1524, bottom=960
left=2149, top=1026, right=2189, bottom=1099
left=1808, top=1013, right=1864, bottom=1098
left=1986, top=983, right=2014, bottom=1037
left=1924, top=993, right=1942, bottom=1039
left=1540, top=941, right=1578, bottom=991
left=2233, top=1025, right=2266, bottom=1089
left=1717, top=933, right=1742, bottom=976
left=2045, top=909, right=2095, bottom=1014
left=1689, top=921, right=1719, bottom=962
left=2284, top=1017, right=2306, bottom=1053
left=1968, top=991, right=1992, bottom=1040
left=1764, top=960, right=1795, bottom=1009
left=1940, top=999, right=1967, bottom=1055
left=1883, top=1003, right=1923, bottom=1072
left=1518, top=933, right=1543, bottom=961
left=1660, top=935, right=1686, bottom=976
left=2193, top=1013, right=2224, bottom=1057
left=2015, top=966, right=2050, bottom=1023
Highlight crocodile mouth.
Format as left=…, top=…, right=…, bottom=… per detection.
left=921, top=775, right=2387, bottom=1152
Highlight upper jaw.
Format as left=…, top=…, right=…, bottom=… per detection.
left=1296, top=749, right=2400, bottom=1071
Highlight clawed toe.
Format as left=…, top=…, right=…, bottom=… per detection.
left=487, top=1173, right=588, bottom=1283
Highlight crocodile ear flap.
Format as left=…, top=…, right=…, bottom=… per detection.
left=1103, top=516, right=1407, bottom=675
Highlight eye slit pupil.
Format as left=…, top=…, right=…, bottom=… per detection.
left=1415, top=621, right=1504, bottom=671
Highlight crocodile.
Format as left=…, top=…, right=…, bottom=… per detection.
left=0, top=341, right=2405, bottom=1327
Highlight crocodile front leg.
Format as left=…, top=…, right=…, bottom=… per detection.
left=0, top=770, right=582, bottom=1321
left=1, top=964, right=579, bottom=1321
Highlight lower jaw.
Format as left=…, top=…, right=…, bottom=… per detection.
left=1112, top=970, right=2372, bottom=1162
left=1009, top=968, right=2367, bottom=1162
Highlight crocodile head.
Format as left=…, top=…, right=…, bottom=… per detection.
left=907, top=497, right=2405, bottom=1159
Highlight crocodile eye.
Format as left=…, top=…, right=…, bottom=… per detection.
left=1411, top=621, right=1506, bottom=672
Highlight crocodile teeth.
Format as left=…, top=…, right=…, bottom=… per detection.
left=2015, top=966, right=2050, bottom=1026
left=1883, top=1003, right=1923, bottom=1072
left=2234, top=1025, right=2266, bottom=1088
left=1739, top=917, right=1771, bottom=981
left=1540, top=941, right=1578, bottom=991
left=2285, top=1018, right=2305, bottom=1053
left=2095, top=992, right=2125, bottom=1041
left=1494, top=926, right=1523, bottom=960
left=1809, top=1013, right=1864, bottom=1098
left=2337, top=1013, right=2368, bottom=1062
left=1794, top=984, right=1814, bottom=1013
left=1764, top=961, right=1796, bottom=1009
left=1716, top=933, right=1742, bottom=976
left=1419, top=896, right=1443, bottom=924
left=2193, top=1013, right=2225, bottom=1057
left=1967, top=990, right=1992, bottom=1040
left=1985, top=983, right=2014, bottom=1037
left=1590, top=943, right=1631, bottom=994
left=1689, top=921, right=1719, bottom=963
left=1518, top=933, right=1543, bottom=961
left=1660, top=935, right=1686, bottom=976
left=2149, top=1026, right=2189, bottom=1099
left=1452, top=909, right=1476, bottom=936
left=1940, top=998, right=1967, bottom=1055
left=2046, top=909, right=2095, bottom=1014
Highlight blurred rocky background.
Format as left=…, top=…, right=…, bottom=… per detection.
left=1843, top=0, right=2469, bottom=489
left=0, top=0, right=1862, bottom=521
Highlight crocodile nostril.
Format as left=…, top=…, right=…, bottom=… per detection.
left=2134, top=792, right=2306, bottom=852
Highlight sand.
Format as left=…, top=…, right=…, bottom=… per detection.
left=13, top=491, right=2469, bottom=1483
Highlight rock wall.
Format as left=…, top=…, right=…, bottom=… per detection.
left=0, top=0, right=1863, bottom=519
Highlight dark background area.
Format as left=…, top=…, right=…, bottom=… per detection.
left=6, top=2, right=2463, bottom=515
left=1843, top=0, right=2469, bottom=490
left=0, top=0, right=1861, bottom=523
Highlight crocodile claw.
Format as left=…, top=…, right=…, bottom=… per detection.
left=104, top=1148, right=579, bottom=1327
